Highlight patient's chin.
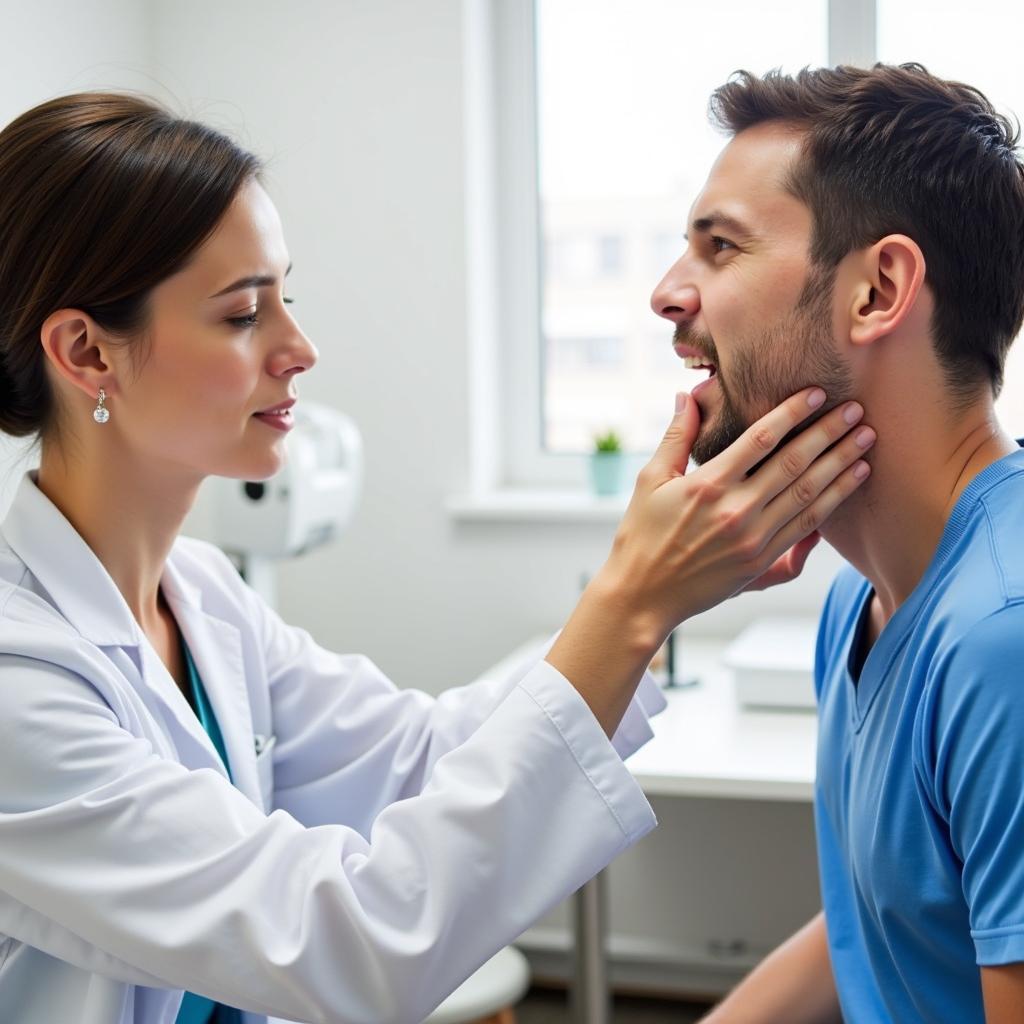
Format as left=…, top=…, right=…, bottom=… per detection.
left=690, top=410, right=747, bottom=465
left=690, top=433, right=730, bottom=465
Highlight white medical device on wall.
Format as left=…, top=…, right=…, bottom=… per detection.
left=205, top=401, right=364, bottom=606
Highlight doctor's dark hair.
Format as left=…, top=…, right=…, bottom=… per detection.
left=0, top=92, right=263, bottom=438
left=709, top=63, right=1024, bottom=402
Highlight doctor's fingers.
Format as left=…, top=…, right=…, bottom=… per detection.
left=739, top=400, right=870, bottom=509
left=758, top=429, right=874, bottom=554
left=741, top=531, right=821, bottom=593
left=706, top=387, right=833, bottom=480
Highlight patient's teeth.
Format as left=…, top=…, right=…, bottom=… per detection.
left=682, top=354, right=715, bottom=370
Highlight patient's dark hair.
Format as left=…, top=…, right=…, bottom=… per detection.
left=710, top=63, right=1024, bottom=401
left=0, top=92, right=263, bottom=438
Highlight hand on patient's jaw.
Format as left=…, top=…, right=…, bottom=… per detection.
left=602, top=387, right=873, bottom=635
left=739, top=529, right=822, bottom=594
left=546, top=388, right=874, bottom=736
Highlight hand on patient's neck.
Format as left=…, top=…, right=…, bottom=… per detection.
left=818, top=383, right=1015, bottom=626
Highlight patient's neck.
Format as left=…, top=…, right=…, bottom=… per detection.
left=818, top=386, right=1015, bottom=627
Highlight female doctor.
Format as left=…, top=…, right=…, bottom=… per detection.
left=0, top=94, right=874, bottom=1024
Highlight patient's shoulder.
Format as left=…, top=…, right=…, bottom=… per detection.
left=976, top=483, right=1024, bottom=601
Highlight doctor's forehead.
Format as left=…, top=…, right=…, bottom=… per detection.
left=687, top=124, right=810, bottom=239
left=169, top=180, right=291, bottom=294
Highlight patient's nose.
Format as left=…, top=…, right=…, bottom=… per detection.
left=651, top=276, right=700, bottom=323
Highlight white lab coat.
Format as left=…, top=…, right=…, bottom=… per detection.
left=0, top=472, right=665, bottom=1024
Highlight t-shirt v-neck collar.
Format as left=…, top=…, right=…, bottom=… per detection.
left=842, top=445, right=1024, bottom=729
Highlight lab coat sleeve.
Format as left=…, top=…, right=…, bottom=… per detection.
left=0, top=652, right=655, bottom=1024
left=245, top=580, right=665, bottom=834
left=479, top=630, right=666, bottom=763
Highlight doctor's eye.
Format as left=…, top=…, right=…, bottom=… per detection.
left=227, top=310, right=260, bottom=329
left=227, top=297, right=296, bottom=329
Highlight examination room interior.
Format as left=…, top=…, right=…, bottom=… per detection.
left=2, top=1, right=1024, bottom=1022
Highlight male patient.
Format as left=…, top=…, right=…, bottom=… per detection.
left=651, top=63, right=1024, bottom=1022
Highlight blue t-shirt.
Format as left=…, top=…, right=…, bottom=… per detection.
left=815, top=445, right=1024, bottom=1023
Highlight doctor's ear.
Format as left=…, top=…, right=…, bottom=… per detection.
left=847, top=235, right=926, bottom=348
left=39, top=308, right=121, bottom=402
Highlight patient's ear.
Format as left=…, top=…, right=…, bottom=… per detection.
left=848, top=235, right=925, bottom=348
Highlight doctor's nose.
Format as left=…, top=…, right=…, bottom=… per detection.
left=270, top=328, right=319, bottom=379
left=650, top=273, right=700, bottom=325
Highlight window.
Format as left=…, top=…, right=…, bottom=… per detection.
left=487, top=0, right=1024, bottom=491
left=596, top=235, right=623, bottom=276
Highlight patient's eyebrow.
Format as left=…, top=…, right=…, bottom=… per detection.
left=684, top=212, right=754, bottom=242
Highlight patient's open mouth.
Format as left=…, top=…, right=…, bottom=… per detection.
left=673, top=344, right=717, bottom=377
left=680, top=354, right=717, bottom=376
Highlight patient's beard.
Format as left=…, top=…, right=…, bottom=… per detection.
left=686, top=268, right=854, bottom=466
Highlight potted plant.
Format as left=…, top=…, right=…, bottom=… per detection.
left=590, top=429, right=625, bottom=496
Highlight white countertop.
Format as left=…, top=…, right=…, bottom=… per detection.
left=627, top=638, right=817, bottom=802
left=480, top=636, right=817, bottom=804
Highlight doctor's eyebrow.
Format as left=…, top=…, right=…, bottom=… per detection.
left=683, top=212, right=754, bottom=242
left=209, top=261, right=293, bottom=298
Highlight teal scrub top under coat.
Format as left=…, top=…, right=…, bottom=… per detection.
left=175, top=638, right=242, bottom=1024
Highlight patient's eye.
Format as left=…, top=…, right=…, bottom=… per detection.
left=710, top=235, right=736, bottom=254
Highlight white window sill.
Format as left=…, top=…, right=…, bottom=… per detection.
left=447, top=489, right=629, bottom=524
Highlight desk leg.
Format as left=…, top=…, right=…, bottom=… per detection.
left=572, top=869, right=611, bottom=1024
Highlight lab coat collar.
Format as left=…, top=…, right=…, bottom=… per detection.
left=1, top=471, right=142, bottom=647
left=160, top=557, right=263, bottom=806
left=2, top=472, right=263, bottom=806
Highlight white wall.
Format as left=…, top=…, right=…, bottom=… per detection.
left=153, top=0, right=598, bottom=693
left=0, top=0, right=155, bottom=507
left=0, top=0, right=152, bottom=124
left=0, top=0, right=824, bottom=994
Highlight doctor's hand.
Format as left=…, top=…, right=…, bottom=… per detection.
left=739, top=529, right=822, bottom=593
left=547, top=388, right=874, bottom=736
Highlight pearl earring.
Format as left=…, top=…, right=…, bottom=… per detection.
left=93, top=388, right=110, bottom=424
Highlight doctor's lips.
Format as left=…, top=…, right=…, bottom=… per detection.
left=253, top=397, right=296, bottom=432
